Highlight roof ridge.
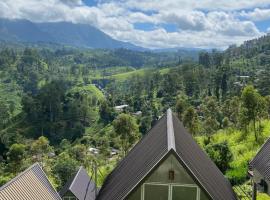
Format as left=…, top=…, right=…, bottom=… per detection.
left=70, top=166, right=83, bottom=190
left=167, top=108, right=176, bottom=151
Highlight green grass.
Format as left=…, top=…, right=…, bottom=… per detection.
left=258, top=193, right=270, bottom=200
left=87, top=158, right=117, bottom=187
left=90, top=66, right=172, bottom=82
left=197, top=120, right=270, bottom=184
left=159, top=67, right=171, bottom=75
left=110, top=68, right=147, bottom=81
left=109, top=67, right=171, bottom=81
left=70, top=84, right=105, bottom=101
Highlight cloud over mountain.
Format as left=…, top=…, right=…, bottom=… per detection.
left=0, top=0, right=269, bottom=49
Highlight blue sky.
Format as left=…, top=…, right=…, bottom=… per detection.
left=1, top=0, right=270, bottom=49
left=256, top=21, right=270, bottom=32
left=83, top=0, right=97, bottom=7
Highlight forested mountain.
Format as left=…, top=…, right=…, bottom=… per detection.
left=1, top=32, right=270, bottom=199
left=0, top=18, right=142, bottom=50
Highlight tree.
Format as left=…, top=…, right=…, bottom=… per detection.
left=7, top=143, right=26, bottom=174
left=139, top=115, right=152, bottom=135
left=30, top=136, right=52, bottom=164
left=113, top=113, right=139, bottom=156
left=257, top=65, right=270, bottom=96
left=183, top=106, right=199, bottom=135
left=175, top=95, right=188, bottom=120
left=201, top=96, right=221, bottom=128
left=203, top=117, right=219, bottom=142
left=99, top=101, right=115, bottom=124
left=222, top=96, right=240, bottom=125
left=0, top=101, right=11, bottom=128
left=265, top=95, right=270, bottom=118
left=211, top=50, right=224, bottom=67
left=38, top=80, right=67, bottom=123
left=205, top=142, right=233, bottom=173
left=69, top=144, right=87, bottom=163
left=220, top=73, right=228, bottom=99
left=52, top=152, right=78, bottom=188
left=59, top=139, right=71, bottom=152
left=182, top=67, right=199, bottom=97
left=222, top=117, right=230, bottom=129
left=199, top=52, right=211, bottom=67
left=21, top=94, right=41, bottom=123
left=241, top=85, right=263, bottom=141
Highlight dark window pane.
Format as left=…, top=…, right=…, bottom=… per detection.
left=144, top=184, right=169, bottom=200
left=172, top=186, right=197, bottom=200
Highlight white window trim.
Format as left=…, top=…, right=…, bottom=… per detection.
left=142, top=182, right=200, bottom=200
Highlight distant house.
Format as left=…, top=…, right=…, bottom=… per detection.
left=249, top=138, right=270, bottom=199
left=59, top=166, right=97, bottom=200
left=114, top=104, right=128, bottom=112
left=132, top=111, right=142, bottom=116
left=97, top=109, right=237, bottom=200
left=110, top=148, right=119, bottom=156
left=89, top=147, right=100, bottom=155
left=237, top=75, right=250, bottom=79
left=0, top=163, right=61, bottom=200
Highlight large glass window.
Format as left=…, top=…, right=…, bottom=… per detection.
left=143, top=183, right=198, bottom=200
left=144, top=184, right=169, bottom=200
left=171, top=185, right=197, bottom=200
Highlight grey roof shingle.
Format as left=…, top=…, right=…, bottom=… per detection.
left=59, top=166, right=96, bottom=200
left=97, top=109, right=237, bottom=200
left=250, top=137, right=270, bottom=181
left=0, top=163, right=61, bottom=200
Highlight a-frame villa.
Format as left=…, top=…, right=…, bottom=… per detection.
left=97, top=109, right=237, bottom=200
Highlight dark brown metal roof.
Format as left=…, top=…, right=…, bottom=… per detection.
left=0, top=163, right=61, bottom=200
left=97, top=109, right=237, bottom=200
left=59, top=166, right=96, bottom=200
left=250, top=137, right=270, bottom=181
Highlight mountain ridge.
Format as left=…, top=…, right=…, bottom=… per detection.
left=0, top=18, right=144, bottom=50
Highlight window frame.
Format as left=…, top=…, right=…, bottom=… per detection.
left=142, top=182, right=200, bottom=200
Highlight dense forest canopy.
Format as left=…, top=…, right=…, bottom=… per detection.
left=1, top=34, right=270, bottom=199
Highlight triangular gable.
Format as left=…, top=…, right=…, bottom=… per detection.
left=59, top=167, right=96, bottom=200
left=127, top=150, right=210, bottom=200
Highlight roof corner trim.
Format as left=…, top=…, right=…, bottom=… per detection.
left=167, top=108, right=176, bottom=151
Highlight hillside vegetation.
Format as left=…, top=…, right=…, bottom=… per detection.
left=1, top=34, right=270, bottom=200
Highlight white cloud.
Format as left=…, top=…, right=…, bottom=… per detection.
left=121, top=0, right=270, bottom=12
left=240, top=8, right=270, bottom=21
left=0, top=0, right=267, bottom=49
left=157, top=11, right=209, bottom=31
left=207, top=11, right=260, bottom=37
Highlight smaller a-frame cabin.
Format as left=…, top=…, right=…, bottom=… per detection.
left=0, top=163, right=61, bottom=200
left=97, top=109, right=237, bottom=200
left=249, top=137, right=270, bottom=199
left=59, top=166, right=97, bottom=200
